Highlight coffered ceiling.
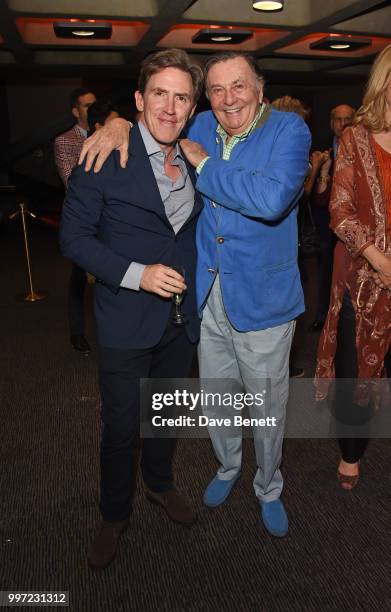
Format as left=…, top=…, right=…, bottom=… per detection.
left=0, top=0, right=389, bottom=83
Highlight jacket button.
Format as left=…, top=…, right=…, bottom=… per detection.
left=217, top=237, right=224, bottom=244
left=207, top=267, right=216, bottom=273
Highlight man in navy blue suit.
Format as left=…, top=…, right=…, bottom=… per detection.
left=60, top=49, right=204, bottom=570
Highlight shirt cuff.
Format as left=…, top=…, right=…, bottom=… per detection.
left=196, top=156, right=210, bottom=175
left=120, top=262, right=146, bottom=291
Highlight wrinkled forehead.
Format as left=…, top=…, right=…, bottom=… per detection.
left=332, top=106, right=354, bottom=120
left=145, top=66, right=194, bottom=95
left=206, top=57, right=258, bottom=88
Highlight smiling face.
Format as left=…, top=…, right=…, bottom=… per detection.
left=135, top=67, right=196, bottom=150
left=206, top=56, right=263, bottom=136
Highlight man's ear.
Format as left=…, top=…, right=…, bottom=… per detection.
left=135, top=90, right=144, bottom=113
left=71, top=107, right=79, bottom=121
left=258, top=87, right=264, bottom=104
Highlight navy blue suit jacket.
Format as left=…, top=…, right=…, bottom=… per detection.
left=59, top=124, right=203, bottom=349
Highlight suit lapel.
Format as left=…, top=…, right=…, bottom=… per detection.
left=255, top=102, right=272, bottom=130
left=124, top=125, right=202, bottom=231
left=179, top=148, right=203, bottom=229
left=126, top=124, right=172, bottom=228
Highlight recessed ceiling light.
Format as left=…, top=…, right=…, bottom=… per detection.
left=192, top=28, right=252, bottom=44
left=330, top=43, right=351, bottom=49
left=252, top=1, right=284, bottom=11
left=310, top=36, right=371, bottom=52
left=211, top=35, right=233, bottom=42
left=72, top=30, right=95, bottom=37
left=53, top=21, right=112, bottom=39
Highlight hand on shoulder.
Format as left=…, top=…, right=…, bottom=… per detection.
left=78, top=118, right=131, bottom=173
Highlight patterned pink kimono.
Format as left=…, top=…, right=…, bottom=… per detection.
left=315, top=124, right=391, bottom=400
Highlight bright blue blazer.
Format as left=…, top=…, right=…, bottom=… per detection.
left=187, top=105, right=311, bottom=331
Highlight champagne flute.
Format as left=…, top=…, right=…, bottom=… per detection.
left=170, top=265, right=187, bottom=326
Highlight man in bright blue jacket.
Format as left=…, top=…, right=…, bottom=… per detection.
left=180, top=53, right=310, bottom=537
left=79, top=51, right=311, bottom=538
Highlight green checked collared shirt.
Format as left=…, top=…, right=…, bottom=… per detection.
left=196, top=102, right=266, bottom=174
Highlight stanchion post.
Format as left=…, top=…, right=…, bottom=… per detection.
left=10, top=201, right=46, bottom=302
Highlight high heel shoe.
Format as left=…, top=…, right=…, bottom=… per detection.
left=337, top=460, right=360, bottom=491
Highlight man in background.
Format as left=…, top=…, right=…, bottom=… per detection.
left=309, top=104, right=355, bottom=332
left=54, top=87, right=96, bottom=354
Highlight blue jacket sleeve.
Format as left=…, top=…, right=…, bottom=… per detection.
left=195, top=114, right=311, bottom=221
left=59, top=161, right=130, bottom=292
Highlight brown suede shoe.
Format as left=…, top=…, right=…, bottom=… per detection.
left=146, top=489, right=196, bottom=526
left=88, top=519, right=129, bottom=570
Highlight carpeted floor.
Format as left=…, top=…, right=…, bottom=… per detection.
left=1, top=220, right=391, bottom=611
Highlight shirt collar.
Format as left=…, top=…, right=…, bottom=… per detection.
left=138, top=119, right=182, bottom=161
left=216, top=102, right=266, bottom=142
left=76, top=125, right=88, bottom=138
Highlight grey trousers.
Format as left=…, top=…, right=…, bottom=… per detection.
left=198, top=275, right=295, bottom=502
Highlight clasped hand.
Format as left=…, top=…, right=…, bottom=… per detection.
left=178, top=139, right=209, bottom=168
left=140, top=264, right=186, bottom=298
left=310, top=149, right=332, bottom=173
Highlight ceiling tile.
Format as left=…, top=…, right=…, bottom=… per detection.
left=8, top=0, right=159, bottom=17
left=276, top=33, right=391, bottom=58
left=183, top=0, right=358, bottom=27
left=16, top=18, right=149, bottom=46
left=331, top=5, right=391, bottom=35
left=158, top=24, right=290, bottom=52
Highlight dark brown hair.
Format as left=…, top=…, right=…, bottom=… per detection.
left=204, top=52, right=265, bottom=93
left=87, top=100, right=119, bottom=133
left=138, top=49, right=204, bottom=103
left=69, top=87, right=95, bottom=110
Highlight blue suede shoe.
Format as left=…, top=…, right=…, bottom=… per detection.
left=203, top=474, right=240, bottom=507
left=261, top=499, right=288, bottom=537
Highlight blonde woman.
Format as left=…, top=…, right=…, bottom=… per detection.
left=315, top=44, right=391, bottom=489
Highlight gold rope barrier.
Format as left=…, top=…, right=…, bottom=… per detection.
left=10, top=201, right=46, bottom=302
